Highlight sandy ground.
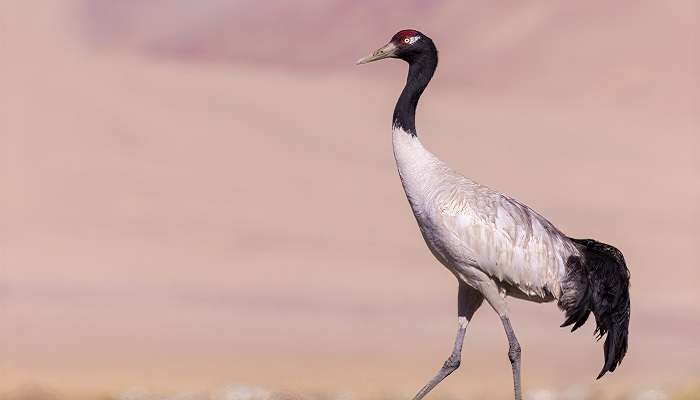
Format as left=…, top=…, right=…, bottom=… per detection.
left=1, top=1, right=699, bottom=398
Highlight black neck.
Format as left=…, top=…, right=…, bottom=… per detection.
left=392, top=49, right=438, bottom=136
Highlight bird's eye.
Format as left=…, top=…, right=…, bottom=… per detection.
left=404, top=38, right=411, bottom=44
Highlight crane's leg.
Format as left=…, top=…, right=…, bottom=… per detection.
left=411, top=282, right=483, bottom=400
left=501, top=315, right=522, bottom=400
left=480, top=282, right=522, bottom=400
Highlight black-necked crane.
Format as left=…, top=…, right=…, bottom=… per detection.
left=356, top=30, right=630, bottom=400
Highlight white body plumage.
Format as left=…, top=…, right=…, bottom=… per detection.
left=392, top=126, right=580, bottom=302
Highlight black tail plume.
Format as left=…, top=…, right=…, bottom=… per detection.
left=559, top=238, right=631, bottom=379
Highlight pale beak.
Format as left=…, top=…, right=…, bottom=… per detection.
left=356, top=42, right=398, bottom=65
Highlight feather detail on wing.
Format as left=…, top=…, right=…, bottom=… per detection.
left=432, top=178, right=578, bottom=300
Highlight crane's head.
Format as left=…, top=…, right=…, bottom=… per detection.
left=356, top=29, right=435, bottom=65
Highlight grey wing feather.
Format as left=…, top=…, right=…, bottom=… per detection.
left=434, top=177, right=578, bottom=299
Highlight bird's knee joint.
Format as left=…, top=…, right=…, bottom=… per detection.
left=508, top=342, right=521, bottom=363
left=443, top=356, right=460, bottom=371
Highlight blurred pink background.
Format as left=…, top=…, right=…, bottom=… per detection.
left=2, top=0, right=699, bottom=398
